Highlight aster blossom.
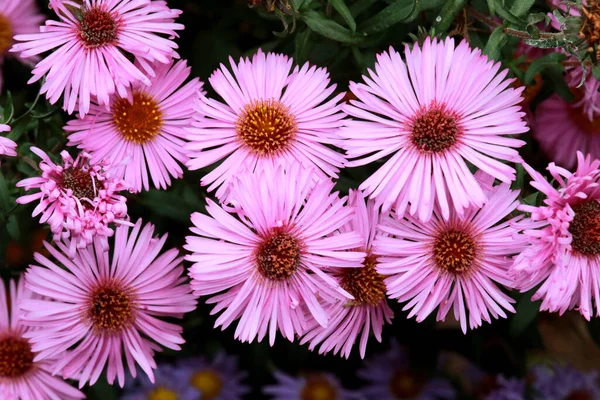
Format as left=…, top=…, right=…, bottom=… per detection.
left=0, top=124, right=16, bottom=162
left=185, top=163, right=365, bottom=345
left=340, top=37, right=527, bottom=222
left=185, top=49, right=347, bottom=200
left=0, top=279, right=84, bottom=400
left=301, top=190, right=393, bottom=359
left=16, top=147, right=129, bottom=257
left=530, top=363, right=600, bottom=400
left=11, top=0, right=183, bottom=116
left=21, top=219, right=197, bottom=388
left=66, top=59, right=203, bottom=192
left=0, top=0, right=44, bottom=92
left=357, top=341, right=456, bottom=400
left=263, top=370, right=362, bottom=400
left=512, top=152, right=600, bottom=320
left=375, top=173, right=524, bottom=333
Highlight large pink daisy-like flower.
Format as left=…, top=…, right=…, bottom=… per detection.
left=185, top=49, right=347, bottom=199
left=0, top=0, right=44, bottom=92
left=185, top=164, right=365, bottom=345
left=16, top=147, right=129, bottom=257
left=11, top=0, right=183, bottom=116
left=512, top=153, right=600, bottom=320
left=21, top=219, right=197, bottom=388
left=65, top=60, right=203, bottom=192
left=301, top=190, right=393, bottom=359
left=0, top=279, right=84, bottom=400
left=340, top=37, right=527, bottom=222
left=533, top=94, right=600, bottom=169
left=0, top=124, right=16, bottom=162
left=375, top=173, right=524, bottom=333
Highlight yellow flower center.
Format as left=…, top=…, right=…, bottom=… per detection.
left=87, top=282, right=133, bottom=331
left=300, top=376, right=338, bottom=400
left=112, top=91, right=163, bottom=144
left=147, top=387, right=178, bottom=400
left=190, top=369, right=222, bottom=399
left=433, top=228, right=477, bottom=275
left=339, top=254, right=387, bottom=306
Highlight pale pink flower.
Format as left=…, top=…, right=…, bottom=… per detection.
left=0, top=124, right=16, bottom=161
left=11, top=0, right=183, bottom=116
left=375, top=173, right=524, bottom=333
left=185, top=164, right=365, bottom=345
left=533, top=94, right=600, bottom=169
left=185, top=49, right=347, bottom=200
left=16, top=147, right=129, bottom=257
left=0, top=278, right=84, bottom=400
left=300, top=190, right=393, bottom=359
left=512, top=152, right=600, bottom=320
left=0, top=0, right=44, bottom=92
left=22, top=219, right=197, bottom=388
left=66, top=60, right=203, bottom=192
left=340, top=37, right=527, bottom=222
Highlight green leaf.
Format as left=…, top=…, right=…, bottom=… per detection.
left=524, top=52, right=567, bottom=84
left=483, top=27, right=508, bottom=61
left=522, top=192, right=539, bottom=206
left=294, top=28, right=314, bottom=63
left=2, top=91, right=13, bottom=123
left=525, top=35, right=567, bottom=49
left=292, top=0, right=308, bottom=11
left=7, top=215, right=20, bottom=241
left=359, top=0, right=419, bottom=35
left=527, top=12, right=548, bottom=27
left=329, top=0, right=356, bottom=31
left=509, top=290, right=541, bottom=337
left=433, top=0, right=467, bottom=32
left=303, top=11, right=364, bottom=44
left=420, top=0, right=445, bottom=10
left=593, top=65, right=600, bottom=81
left=349, top=0, right=376, bottom=18
left=492, top=0, right=525, bottom=26
left=510, top=0, right=535, bottom=18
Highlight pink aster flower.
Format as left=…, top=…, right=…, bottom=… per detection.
left=0, top=124, right=16, bottom=161
left=0, top=278, right=84, bottom=400
left=532, top=94, right=600, bottom=169
left=375, top=172, right=524, bottom=333
left=11, top=0, right=183, bottom=116
left=300, top=190, right=393, bottom=359
left=0, top=0, right=44, bottom=92
left=512, top=152, right=600, bottom=320
left=263, top=370, right=362, bottom=400
left=16, top=147, right=129, bottom=257
left=21, top=219, right=197, bottom=388
left=65, top=60, right=203, bottom=192
left=340, top=37, right=527, bottom=222
left=185, top=49, right=347, bottom=200
left=185, top=163, right=365, bottom=345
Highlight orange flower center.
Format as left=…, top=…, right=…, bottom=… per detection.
left=236, top=99, right=297, bottom=156
left=78, top=7, right=119, bottom=48
left=389, top=370, right=424, bottom=399
left=411, top=105, right=461, bottom=153
left=112, top=91, right=163, bottom=144
left=300, top=375, right=338, bottom=400
left=569, top=201, right=600, bottom=256
left=88, top=282, right=133, bottom=331
left=256, top=228, right=301, bottom=281
left=0, top=13, right=13, bottom=54
left=0, top=336, right=34, bottom=378
left=190, top=369, right=222, bottom=399
left=433, top=228, right=477, bottom=274
left=147, top=387, right=179, bottom=400
left=339, top=254, right=387, bottom=306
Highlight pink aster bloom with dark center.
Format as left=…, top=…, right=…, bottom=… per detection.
left=0, top=124, right=16, bottom=162
left=0, top=279, right=84, bottom=400
left=533, top=94, right=600, bottom=169
left=512, top=153, right=600, bottom=320
left=185, top=164, right=365, bottom=345
left=301, top=190, right=393, bottom=359
left=66, top=60, right=203, bottom=192
left=375, top=173, right=524, bottom=333
left=16, top=147, right=129, bottom=257
left=11, top=0, right=183, bottom=116
left=185, top=49, right=347, bottom=200
left=341, top=37, right=527, bottom=222
left=263, top=370, right=362, bottom=400
left=21, top=219, right=197, bottom=388
left=0, top=0, right=44, bottom=92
